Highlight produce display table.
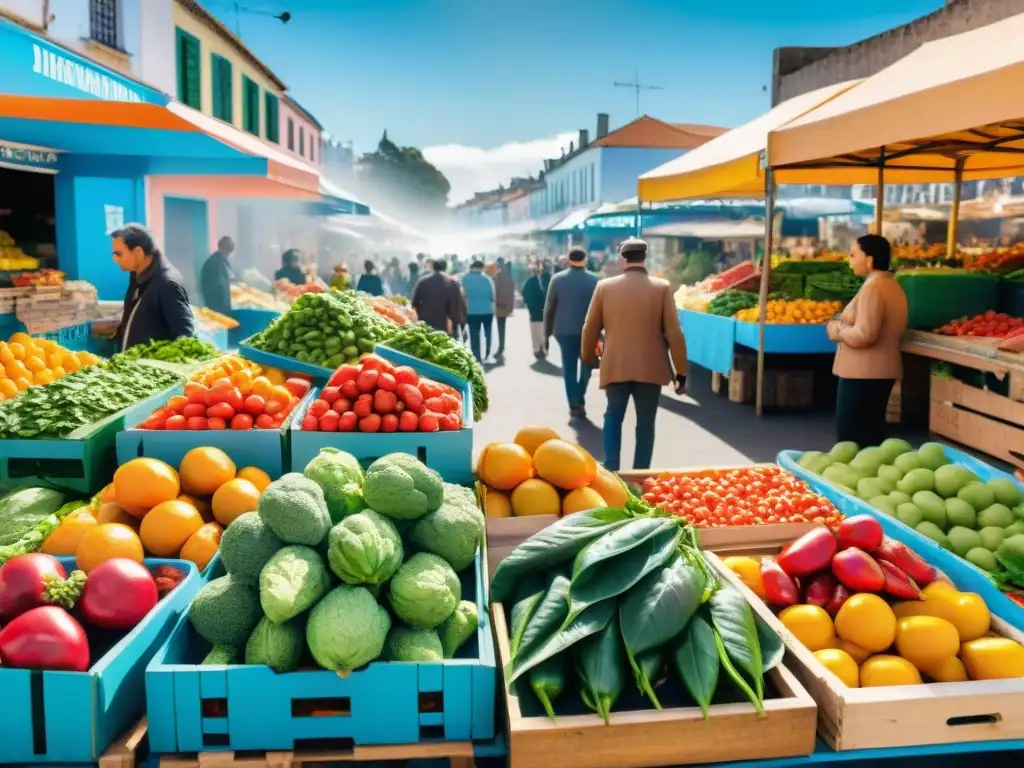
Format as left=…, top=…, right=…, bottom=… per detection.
left=678, top=308, right=736, bottom=375
left=238, top=338, right=333, bottom=381
left=228, top=308, right=280, bottom=347
left=735, top=321, right=836, bottom=355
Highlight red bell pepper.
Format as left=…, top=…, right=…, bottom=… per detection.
left=831, top=547, right=885, bottom=592
left=835, top=515, right=883, bottom=552
left=759, top=557, right=800, bottom=606
left=776, top=527, right=838, bottom=577
left=825, top=582, right=850, bottom=617
left=873, top=537, right=936, bottom=586
left=878, top=560, right=923, bottom=600
left=803, top=572, right=836, bottom=609
left=0, top=605, right=89, bottom=671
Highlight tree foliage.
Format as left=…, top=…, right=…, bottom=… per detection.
left=357, top=131, right=451, bottom=218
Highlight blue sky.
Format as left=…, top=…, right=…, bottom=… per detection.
left=208, top=0, right=942, bottom=201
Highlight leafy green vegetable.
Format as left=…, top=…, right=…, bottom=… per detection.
left=634, top=647, right=666, bottom=709
left=508, top=577, right=545, bottom=662
left=0, top=358, right=182, bottom=438
left=515, top=575, right=571, bottom=667
left=575, top=611, right=625, bottom=725
left=529, top=655, right=566, bottom=720
left=510, top=598, right=615, bottom=683
left=709, top=584, right=764, bottom=704
left=0, top=488, right=67, bottom=546
left=756, top=615, right=785, bottom=674
left=714, top=627, right=763, bottom=713
left=115, top=336, right=218, bottom=364
left=674, top=609, right=719, bottom=719
left=0, top=496, right=85, bottom=566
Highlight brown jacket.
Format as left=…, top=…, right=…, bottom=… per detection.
left=832, top=271, right=908, bottom=380
left=494, top=271, right=515, bottom=318
left=581, top=266, right=688, bottom=388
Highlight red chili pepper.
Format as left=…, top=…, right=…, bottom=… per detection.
left=835, top=515, right=883, bottom=552
left=776, top=527, right=838, bottom=577
left=803, top=572, right=836, bottom=609
left=831, top=547, right=885, bottom=593
left=878, top=559, right=923, bottom=600
left=760, top=557, right=800, bottom=606
left=825, top=582, right=850, bottom=617
left=873, top=537, right=936, bottom=586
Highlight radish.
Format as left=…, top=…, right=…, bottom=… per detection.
left=0, top=553, right=67, bottom=621
left=78, top=559, right=158, bottom=630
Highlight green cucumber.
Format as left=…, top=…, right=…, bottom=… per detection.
left=528, top=654, right=566, bottom=720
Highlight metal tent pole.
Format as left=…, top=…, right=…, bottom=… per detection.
left=755, top=170, right=776, bottom=418
left=875, top=147, right=886, bottom=231
left=947, top=158, right=965, bottom=257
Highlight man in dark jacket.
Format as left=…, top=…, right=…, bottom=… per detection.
left=411, top=258, right=457, bottom=332
left=544, top=248, right=599, bottom=417
left=199, top=235, right=234, bottom=315
left=522, top=260, right=550, bottom=360
left=112, top=224, right=195, bottom=351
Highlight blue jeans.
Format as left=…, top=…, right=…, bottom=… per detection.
left=604, top=382, right=661, bottom=471
left=467, top=314, right=493, bottom=362
left=556, top=335, right=592, bottom=408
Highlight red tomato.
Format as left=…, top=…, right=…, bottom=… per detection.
left=334, top=397, right=352, bottom=414
left=301, top=414, right=319, bottom=431
left=207, top=402, right=235, bottom=420
left=186, top=416, right=208, bottom=430
left=205, top=385, right=233, bottom=406
left=255, top=413, right=276, bottom=429
left=139, top=416, right=165, bottom=430
left=326, top=364, right=360, bottom=388
left=356, top=369, right=379, bottom=394
left=208, top=416, right=227, bottom=430
left=284, top=378, right=311, bottom=399
left=167, top=395, right=188, bottom=413
left=226, top=388, right=245, bottom=413
left=419, top=412, right=440, bottom=432
left=186, top=385, right=210, bottom=405
left=321, top=386, right=341, bottom=405
left=399, top=410, right=419, bottom=431
left=359, top=413, right=382, bottom=433
left=165, top=414, right=187, bottom=430
left=381, top=413, right=399, bottom=433
left=337, top=411, right=358, bottom=432
left=263, top=399, right=285, bottom=416
left=244, top=395, right=266, bottom=416
left=393, top=366, right=418, bottom=386
left=308, top=399, right=330, bottom=418
left=377, top=372, right=397, bottom=392
left=374, top=389, right=398, bottom=414
left=183, top=403, right=207, bottom=419
left=359, top=354, right=395, bottom=375
left=340, top=380, right=359, bottom=400
left=230, top=413, right=253, bottom=430
left=353, top=394, right=374, bottom=419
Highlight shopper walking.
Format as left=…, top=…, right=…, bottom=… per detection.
left=411, top=258, right=457, bottom=333
left=461, top=260, right=495, bottom=362
left=199, top=235, right=234, bottom=315
left=493, top=257, right=515, bottom=362
left=356, top=260, right=384, bottom=296
left=545, top=248, right=599, bottom=418
left=827, top=234, right=908, bottom=447
left=582, top=238, right=687, bottom=471
left=522, top=261, right=550, bottom=360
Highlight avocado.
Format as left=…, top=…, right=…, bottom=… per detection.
left=944, top=497, right=977, bottom=529
left=965, top=547, right=999, bottom=572
left=917, top=442, right=949, bottom=471
left=877, top=464, right=905, bottom=488
left=978, top=526, right=1006, bottom=552
left=857, top=477, right=888, bottom=501
left=987, top=478, right=1023, bottom=508
left=851, top=447, right=887, bottom=477
left=894, top=452, right=924, bottom=474
left=888, top=490, right=913, bottom=506
left=869, top=496, right=897, bottom=515
left=897, top=468, right=935, bottom=495
left=958, top=482, right=996, bottom=512
left=912, top=490, right=947, bottom=529
left=879, top=437, right=914, bottom=463
left=934, top=464, right=978, bottom=499
left=915, top=521, right=948, bottom=548
left=829, top=441, right=859, bottom=464
left=978, top=503, right=1015, bottom=529
left=895, top=503, right=923, bottom=528
left=946, top=526, right=981, bottom=558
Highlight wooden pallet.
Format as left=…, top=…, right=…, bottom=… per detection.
left=98, top=717, right=149, bottom=768
left=158, top=742, right=477, bottom=768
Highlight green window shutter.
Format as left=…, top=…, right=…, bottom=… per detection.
left=242, top=76, right=259, bottom=135
left=264, top=93, right=280, bottom=143
left=175, top=28, right=201, bottom=109
left=212, top=55, right=233, bottom=123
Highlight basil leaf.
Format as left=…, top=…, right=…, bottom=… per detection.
left=572, top=518, right=677, bottom=583
left=709, top=584, right=764, bottom=703
left=714, top=627, right=764, bottom=713
left=575, top=611, right=625, bottom=725
left=674, top=610, right=719, bottom=719
left=634, top=646, right=666, bottom=709
left=508, top=576, right=545, bottom=662
left=509, top=598, right=615, bottom=683
left=756, top=614, right=785, bottom=674
left=514, top=576, right=570, bottom=668
left=619, top=555, right=704, bottom=663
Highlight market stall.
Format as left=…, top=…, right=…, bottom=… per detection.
left=764, top=11, right=1024, bottom=466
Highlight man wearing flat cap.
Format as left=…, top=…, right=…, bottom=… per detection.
left=544, top=247, right=600, bottom=417
left=582, top=237, right=688, bottom=470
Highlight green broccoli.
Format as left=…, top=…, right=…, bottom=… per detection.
left=220, top=512, right=284, bottom=585
left=409, top=490, right=484, bottom=571
left=258, top=473, right=332, bottom=546
left=189, top=575, right=263, bottom=646
left=363, top=453, right=444, bottom=520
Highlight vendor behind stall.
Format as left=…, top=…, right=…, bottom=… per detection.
left=199, top=235, right=234, bottom=315
left=275, top=249, right=306, bottom=285
left=112, top=224, right=195, bottom=351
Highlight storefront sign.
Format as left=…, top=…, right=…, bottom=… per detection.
left=0, top=17, right=166, bottom=105
left=0, top=140, right=58, bottom=173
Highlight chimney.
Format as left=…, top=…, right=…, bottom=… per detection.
left=569, top=141, right=575, bottom=154
left=597, top=113, right=609, bottom=139
left=578, top=129, right=589, bottom=148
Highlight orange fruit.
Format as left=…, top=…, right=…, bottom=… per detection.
left=14, top=377, right=31, bottom=392
left=179, top=446, right=237, bottom=496
left=562, top=487, right=608, bottom=515
left=236, top=466, right=271, bottom=492
left=96, top=502, right=139, bottom=528
left=32, top=369, right=53, bottom=386
left=63, top=355, right=80, bottom=373
left=0, top=379, right=17, bottom=398
left=264, top=367, right=286, bottom=385
left=76, top=523, right=145, bottom=573
left=484, top=490, right=512, bottom=518
left=179, top=494, right=214, bottom=521
left=8, top=342, right=25, bottom=361
left=269, top=385, right=293, bottom=404
left=230, top=370, right=253, bottom=394
left=99, top=483, right=119, bottom=504
left=510, top=478, right=561, bottom=516
left=50, top=366, right=67, bottom=379
left=587, top=465, right=630, bottom=507
left=0, top=343, right=12, bottom=365
left=180, top=522, right=223, bottom=571
left=476, top=442, right=534, bottom=490
left=140, top=499, right=204, bottom=557
left=41, top=511, right=97, bottom=555
left=24, top=355, right=45, bottom=373
left=113, top=457, right=180, bottom=511
left=211, top=478, right=261, bottom=526
left=250, top=376, right=274, bottom=399
left=513, top=426, right=561, bottom=456
left=533, top=439, right=597, bottom=490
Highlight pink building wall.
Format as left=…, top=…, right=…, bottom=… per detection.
left=279, top=99, right=322, bottom=166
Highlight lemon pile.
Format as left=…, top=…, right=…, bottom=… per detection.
left=0, top=332, right=102, bottom=399
left=735, top=298, right=844, bottom=324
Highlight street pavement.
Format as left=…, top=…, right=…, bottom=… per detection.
left=472, top=312, right=843, bottom=470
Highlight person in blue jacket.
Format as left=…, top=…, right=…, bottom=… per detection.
left=460, top=259, right=495, bottom=363
left=356, top=259, right=385, bottom=296
left=544, top=247, right=599, bottom=417
left=111, top=224, right=195, bottom=351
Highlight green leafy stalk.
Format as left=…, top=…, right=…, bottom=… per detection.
left=42, top=569, right=87, bottom=610
left=714, top=628, right=763, bottom=713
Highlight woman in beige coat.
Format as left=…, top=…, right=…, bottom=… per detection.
left=826, top=234, right=908, bottom=447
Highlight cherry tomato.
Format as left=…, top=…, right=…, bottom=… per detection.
left=230, top=413, right=253, bottom=430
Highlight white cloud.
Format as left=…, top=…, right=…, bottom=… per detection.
left=424, top=132, right=577, bottom=206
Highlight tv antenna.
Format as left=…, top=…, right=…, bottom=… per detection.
left=614, top=72, right=664, bottom=117
left=226, top=2, right=291, bottom=36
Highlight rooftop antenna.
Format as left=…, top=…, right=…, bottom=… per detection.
left=614, top=71, right=664, bottom=117
left=229, top=2, right=291, bottom=36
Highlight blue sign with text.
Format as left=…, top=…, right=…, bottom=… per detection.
left=0, top=17, right=167, bottom=105
left=0, top=141, right=58, bottom=172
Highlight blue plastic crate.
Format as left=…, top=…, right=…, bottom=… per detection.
left=778, top=446, right=1024, bottom=628
left=228, top=308, right=280, bottom=347
left=734, top=321, right=837, bottom=354
left=0, top=557, right=199, bottom=764
left=145, top=548, right=496, bottom=753
left=40, top=322, right=92, bottom=352
left=0, top=384, right=181, bottom=495
left=288, top=347, right=473, bottom=483
left=116, top=392, right=315, bottom=478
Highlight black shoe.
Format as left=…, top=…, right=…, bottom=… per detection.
left=569, top=404, right=586, bottom=418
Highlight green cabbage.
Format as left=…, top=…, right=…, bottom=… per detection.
left=384, top=626, right=444, bottom=662
left=363, top=453, right=444, bottom=520
left=409, top=484, right=484, bottom=571
left=388, top=552, right=461, bottom=629
left=259, top=545, right=331, bottom=623
left=245, top=616, right=305, bottom=672
left=306, top=585, right=391, bottom=674
left=326, top=510, right=403, bottom=586
left=437, top=600, right=479, bottom=658
left=303, top=448, right=366, bottom=524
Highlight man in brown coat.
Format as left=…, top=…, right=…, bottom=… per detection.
left=493, top=257, right=516, bottom=361
left=582, top=238, right=688, bottom=471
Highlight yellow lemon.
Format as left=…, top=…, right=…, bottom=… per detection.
left=860, top=655, right=922, bottom=687
left=779, top=604, right=835, bottom=651
left=814, top=648, right=859, bottom=687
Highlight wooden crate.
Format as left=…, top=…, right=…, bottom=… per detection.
left=493, top=602, right=817, bottom=768
left=99, top=718, right=149, bottom=768
left=157, top=740, right=477, bottom=768
left=929, top=375, right=1024, bottom=467
left=705, top=545, right=1024, bottom=751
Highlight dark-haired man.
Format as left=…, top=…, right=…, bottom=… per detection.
left=112, top=223, right=195, bottom=350
left=411, top=257, right=457, bottom=333
left=544, top=247, right=599, bottom=417
left=199, top=235, right=234, bottom=315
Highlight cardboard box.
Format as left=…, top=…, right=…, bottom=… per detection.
left=929, top=374, right=1024, bottom=467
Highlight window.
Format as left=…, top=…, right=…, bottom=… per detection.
left=299, top=126, right=305, bottom=156
left=211, top=54, right=233, bottom=123
left=264, top=93, right=280, bottom=143
left=242, top=76, right=260, bottom=135
left=175, top=28, right=201, bottom=109
left=287, top=118, right=295, bottom=150
left=310, top=140, right=315, bottom=163
left=590, top=164, right=595, bottom=202
left=90, top=0, right=120, bottom=50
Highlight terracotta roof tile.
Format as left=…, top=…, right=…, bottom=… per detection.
left=592, top=116, right=727, bottom=149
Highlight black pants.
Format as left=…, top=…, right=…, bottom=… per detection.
left=496, top=316, right=508, bottom=354
left=836, top=377, right=895, bottom=447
